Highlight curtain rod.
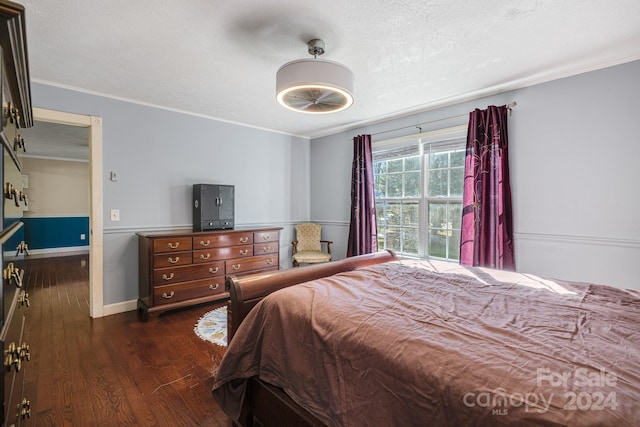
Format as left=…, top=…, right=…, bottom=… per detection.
left=369, top=101, right=517, bottom=138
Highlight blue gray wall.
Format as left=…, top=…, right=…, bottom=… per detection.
left=32, top=82, right=310, bottom=306
left=310, top=60, right=640, bottom=289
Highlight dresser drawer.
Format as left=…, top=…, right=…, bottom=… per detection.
left=254, top=231, right=279, bottom=243
left=153, top=251, right=192, bottom=268
left=254, top=242, right=278, bottom=255
left=153, top=277, right=226, bottom=306
left=194, top=232, right=254, bottom=249
left=153, top=261, right=224, bottom=285
left=226, top=254, right=279, bottom=275
left=153, top=237, right=193, bottom=253
left=194, top=245, right=253, bottom=263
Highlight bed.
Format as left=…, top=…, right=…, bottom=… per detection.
left=212, top=251, right=640, bottom=426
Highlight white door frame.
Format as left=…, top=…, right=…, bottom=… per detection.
left=32, top=107, right=104, bottom=318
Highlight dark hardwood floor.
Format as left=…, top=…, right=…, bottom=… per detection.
left=19, top=254, right=232, bottom=426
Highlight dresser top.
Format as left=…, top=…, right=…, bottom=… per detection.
left=136, top=226, right=283, bottom=238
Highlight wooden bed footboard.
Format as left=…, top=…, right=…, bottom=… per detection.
left=224, top=250, right=397, bottom=427
left=225, top=250, right=397, bottom=341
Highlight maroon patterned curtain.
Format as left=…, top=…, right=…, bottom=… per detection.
left=347, top=135, right=378, bottom=257
left=459, top=105, right=515, bottom=270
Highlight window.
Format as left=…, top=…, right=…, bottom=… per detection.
left=373, top=126, right=466, bottom=262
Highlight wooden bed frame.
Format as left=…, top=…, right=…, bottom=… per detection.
left=224, top=250, right=398, bottom=427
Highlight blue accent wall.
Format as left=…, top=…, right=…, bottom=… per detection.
left=3, top=220, right=24, bottom=253
left=22, top=217, right=89, bottom=250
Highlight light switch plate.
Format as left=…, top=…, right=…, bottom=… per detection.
left=110, top=209, right=120, bottom=221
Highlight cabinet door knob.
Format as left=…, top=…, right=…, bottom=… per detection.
left=162, top=273, right=175, bottom=281
left=162, top=291, right=175, bottom=299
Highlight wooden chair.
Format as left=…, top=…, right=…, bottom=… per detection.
left=291, top=223, right=332, bottom=267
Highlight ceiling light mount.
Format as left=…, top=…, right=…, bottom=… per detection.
left=307, top=39, right=325, bottom=57
left=276, top=39, right=354, bottom=114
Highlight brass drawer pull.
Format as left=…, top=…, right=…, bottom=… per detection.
left=231, top=264, right=240, bottom=270
left=3, top=263, right=23, bottom=288
left=199, top=240, right=211, bottom=247
left=162, top=273, right=175, bottom=281
left=167, top=242, right=180, bottom=249
left=200, top=253, right=211, bottom=260
left=239, top=237, right=249, bottom=243
left=18, top=397, right=31, bottom=419
left=162, top=291, right=175, bottom=299
left=263, top=235, right=271, bottom=241
left=14, top=134, right=26, bottom=153
left=266, top=259, right=274, bottom=265
left=209, top=283, right=219, bottom=290
left=168, top=257, right=179, bottom=264
left=263, top=246, right=271, bottom=252
left=240, top=249, right=248, bottom=255
left=209, top=267, right=219, bottom=274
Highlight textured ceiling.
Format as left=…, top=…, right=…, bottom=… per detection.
left=19, top=0, right=640, bottom=151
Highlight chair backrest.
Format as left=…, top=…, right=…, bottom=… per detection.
left=295, top=223, right=322, bottom=252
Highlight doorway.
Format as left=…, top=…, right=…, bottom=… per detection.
left=30, top=107, right=104, bottom=318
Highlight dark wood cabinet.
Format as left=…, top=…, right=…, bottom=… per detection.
left=0, top=1, right=33, bottom=425
left=192, top=184, right=234, bottom=231
left=137, top=227, right=282, bottom=320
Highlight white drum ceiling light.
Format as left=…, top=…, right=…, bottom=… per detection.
left=276, top=39, right=354, bottom=114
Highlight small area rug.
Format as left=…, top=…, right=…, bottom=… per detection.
left=194, top=306, right=227, bottom=347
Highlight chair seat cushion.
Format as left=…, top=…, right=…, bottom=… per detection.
left=293, top=251, right=332, bottom=263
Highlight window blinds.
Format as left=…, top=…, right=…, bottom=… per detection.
left=372, top=125, right=467, bottom=160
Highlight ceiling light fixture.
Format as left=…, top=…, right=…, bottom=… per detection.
left=276, top=39, right=354, bottom=114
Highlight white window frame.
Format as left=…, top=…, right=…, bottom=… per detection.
left=373, top=125, right=466, bottom=261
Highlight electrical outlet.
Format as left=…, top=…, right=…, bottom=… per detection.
left=80, top=234, right=86, bottom=240
left=110, top=209, right=120, bottom=221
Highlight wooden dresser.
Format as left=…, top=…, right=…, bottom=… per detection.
left=137, top=227, right=282, bottom=320
left=0, top=1, right=33, bottom=425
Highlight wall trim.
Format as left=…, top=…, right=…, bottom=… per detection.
left=315, top=220, right=350, bottom=227
left=303, top=224, right=640, bottom=250
left=515, top=232, right=640, bottom=249
left=103, top=221, right=303, bottom=234
left=32, top=79, right=311, bottom=140
left=22, top=154, right=88, bottom=163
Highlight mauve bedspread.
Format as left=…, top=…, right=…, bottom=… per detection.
left=211, top=259, right=640, bottom=426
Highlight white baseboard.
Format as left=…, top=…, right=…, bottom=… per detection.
left=102, top=299, right=138, bottom=317
left=16, top=246, right=90, bottom=258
